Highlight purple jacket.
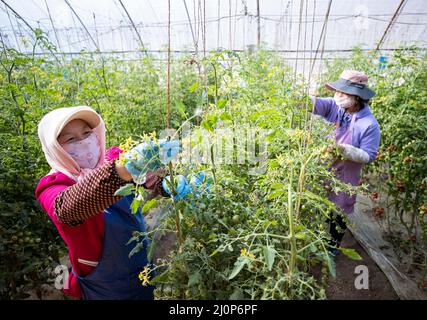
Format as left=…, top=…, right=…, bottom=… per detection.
left=313, top=97, right=380, bottom=214
left=313, top=97, right=380, bottom=162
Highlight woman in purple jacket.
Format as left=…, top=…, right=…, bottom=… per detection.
left=312, top=70, right=380, bottom=253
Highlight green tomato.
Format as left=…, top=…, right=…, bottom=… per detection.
left=232, top=214, right=240, bottom=223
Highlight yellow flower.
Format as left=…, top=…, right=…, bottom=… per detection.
left=119, top=152, right=127, bottom=166
left=138, top=266, right=151, bottom=286
left=119, top=137, right=135, bottom=153
left=240, top=248, right=256, bottom=259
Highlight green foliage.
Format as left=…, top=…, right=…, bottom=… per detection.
left=128, top=50, right=359, bottom=300
left=6, top=30, right=421, bottom=299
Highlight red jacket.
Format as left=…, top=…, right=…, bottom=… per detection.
left=35, top=146, right=122, bottom=298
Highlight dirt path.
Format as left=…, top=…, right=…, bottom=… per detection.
left=326, top=230, right=399, bottom=300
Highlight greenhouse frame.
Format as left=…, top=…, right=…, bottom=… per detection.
left=0, top=0, right=426, bottom=305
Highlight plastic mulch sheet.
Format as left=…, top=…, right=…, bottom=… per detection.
left=348, top=195, right=427, bottom=300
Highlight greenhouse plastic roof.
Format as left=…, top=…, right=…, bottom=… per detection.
left=0, top=0, right=426, bottom=59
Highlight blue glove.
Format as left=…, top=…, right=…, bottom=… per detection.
left=124, top=141, right=160, bottom=183
left=189, top=171, right=213, bottom=198
left=124, top=140, right=181, bottom=183
left=162, top=175, right=192, bottom=201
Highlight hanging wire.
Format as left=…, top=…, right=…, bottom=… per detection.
left=376, top=0, right=407, bottom=50
left=117, top=0, right=147, bottom=54
left=183, top=0, right=197, bottom=48
left=318, top=8, right=331, bottom=75
left=64, top=0, right=99, bottom=51
left=302, top=0, right=313, bottom=149
left=233, top=0, right=238, bottom=49
left=3, top=3, right=21, bottom=51
left=203, top=0, right=206, bottom=56
left=44, top=0, right=62, bottom=53
left=294, top=0, right=304, bottom=79
left=308, top=0, right=316, bottom=87
left=242, top=0, right=247, bottom=49
left=0, top=0, right=61, bottom=63
left=306, top=0, right=322, bottom=145
left=202, top=0, right=208, bottom=108
left=282, top=1, right=290, bottom=52
left=217, top=0, right=221, bottom=48
left=167, top=0, right=171, bottom=129
left=309, top=0, right=332, bottom=76
left=193, top=0, right=199, bottom=48
left=302, top=0, right=308, bottom=82
left=228, top=0, right=232, bottom=49
left=256, top=0, right=260, bottom=47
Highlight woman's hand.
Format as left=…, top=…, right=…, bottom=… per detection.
left=162, top=175, right=192, bottom=201
left=162, top=171, right=213, bottom=201
left=115, top=162, right=133, bottom=182
left=123, top=140, right=181, bottom=184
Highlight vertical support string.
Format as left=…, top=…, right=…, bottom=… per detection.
left=166, top=0, right=171, bottom=129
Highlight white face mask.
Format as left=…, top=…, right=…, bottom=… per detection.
left=334, top=93, right=357, bottom=109
left=62, top=132, right=101, bottom=169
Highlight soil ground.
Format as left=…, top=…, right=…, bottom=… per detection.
left=28, top=209, right=400, bottom=300
left=325, top=230, right=399, bottom=300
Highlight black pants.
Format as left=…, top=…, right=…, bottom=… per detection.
left=327, top=213, right=347, bottom=247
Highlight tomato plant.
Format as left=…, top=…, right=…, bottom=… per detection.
left=121, top=50, right=362, bottom=299
left=1, top=30, right=367, bottom=299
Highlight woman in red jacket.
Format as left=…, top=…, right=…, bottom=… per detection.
left=35, top=106, right=180, bottom=299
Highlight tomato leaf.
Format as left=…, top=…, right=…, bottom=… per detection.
left=141, top=198, right=158, bottom=214
left=131, top=197, right=142, bottom=214
left=189, top=82, right=200, bottom=93
left=263, top=245, right=276, bottom=271
left=175, top=100, right=187, bottom=118
left=114, top=183, right=135, bottom=196
left=228, top=256, right=250, bottom=280
left=217, top=98, right=228, bottom=108
left=339, top=247, right=362, bottom=260
left=129, top=242, right=144, bottom=258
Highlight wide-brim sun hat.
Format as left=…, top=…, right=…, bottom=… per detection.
left=326, top=70, right=375, bottom=100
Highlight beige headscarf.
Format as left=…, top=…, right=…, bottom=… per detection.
left=38, top=106, right=106, bottom=182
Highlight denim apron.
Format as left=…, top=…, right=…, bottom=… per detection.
left=329, top=114, right=363, bottom=215
left=74, top=195, right=155, bottom=300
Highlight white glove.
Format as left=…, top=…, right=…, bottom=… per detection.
left=338, top=144, right=370, bottom=164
